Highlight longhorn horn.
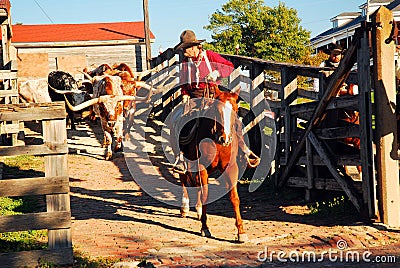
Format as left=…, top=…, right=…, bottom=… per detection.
left=64, top=95, right=100, bottom=111
left=78, top=71, right=94, bottom=83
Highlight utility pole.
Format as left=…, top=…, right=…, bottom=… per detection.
left=143, top=0, right=151, bottom=69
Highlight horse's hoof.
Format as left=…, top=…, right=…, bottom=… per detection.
left=237, top=233, right=250, bottom=243
left=195, top=205, right=202, bottom=220
left=105, top=153, right=112, bottom=161
left=201, top=229, right=212, bottom=238
left=180, top=207, right=189, bottom=218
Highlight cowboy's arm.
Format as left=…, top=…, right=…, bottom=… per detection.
left=206, top=50, right=234, bottom=78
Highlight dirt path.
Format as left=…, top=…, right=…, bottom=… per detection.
left=65, top=112, right=400, bottom=267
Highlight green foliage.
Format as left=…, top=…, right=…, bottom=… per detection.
left=204, top=0, right=311, bottom=62
left=0, top=196, right=47, bottom=252
left=72, top=254, right=121, bottom=268
left=308, top=195, right=356, bottom=216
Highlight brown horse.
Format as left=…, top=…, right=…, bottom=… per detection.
left=177, top=87, right=249, bottom=243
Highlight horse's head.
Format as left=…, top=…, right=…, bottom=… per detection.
left=212, top=90, right=239, bottom=146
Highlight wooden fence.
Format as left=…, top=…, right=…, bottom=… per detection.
left=150, top=8, right=400, bottom=227
left=0, top=102, right=72, bottom=267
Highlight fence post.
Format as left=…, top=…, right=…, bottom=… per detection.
left=357, top=22, right=377, bottom=219
left=372, top=7, right=400, bottom=227
left=42, top=117, right=73, bottom=253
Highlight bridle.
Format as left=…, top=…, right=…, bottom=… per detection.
left=210, top=96, right=236, bottom=147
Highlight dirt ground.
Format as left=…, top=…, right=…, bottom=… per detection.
left=17, top=109, right=400, bottom=267
left=55, top=108, right=400, bottom=268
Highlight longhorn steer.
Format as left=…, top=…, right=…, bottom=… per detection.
left=83, top=63, right=156, bottom=139
left=48, top=71, right=92, bottom=130
left=66, top=74, right=152, bottom=160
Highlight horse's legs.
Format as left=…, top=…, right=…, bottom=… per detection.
left=195, top=188, right=202, bottom=220
left=180, top=173, right=190, bottom=218
left=198, top=167, right=211, bottom=237
left=225, top=164, right=248, bottom=243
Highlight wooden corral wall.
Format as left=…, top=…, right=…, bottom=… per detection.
left=0, top=102, right=73, bottom=267
left=0, top=0, right=19, bottom=146
left=149, top=8, right=400, bottom=227
left=15, top=44, right=148, bottom=82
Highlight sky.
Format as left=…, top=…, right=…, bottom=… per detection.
left=10, top=1, right=363, bottom=56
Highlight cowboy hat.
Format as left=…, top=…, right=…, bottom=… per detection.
left=323, top=43, right=346, bottom=55
left=174, top=30, right=205, bottom=50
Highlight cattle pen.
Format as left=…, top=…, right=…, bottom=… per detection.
left=0, top=5, right=399, bottom=267
left=150, top=7, right=400, bottom=228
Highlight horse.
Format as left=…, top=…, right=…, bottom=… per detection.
left=176, top=86, right=249, bottom=243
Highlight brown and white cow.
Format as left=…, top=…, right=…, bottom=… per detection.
left=66, top=74, right=152, bottom=160
left=83, top=63, right=156, bottom=140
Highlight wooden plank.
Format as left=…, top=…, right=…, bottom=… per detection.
left=313, top=124, right=360, bottom=139
left=281, top=154, right=362, bottom=166
left=0, top=176, right=69, bottom=197
left=43, top=119, right=72, bottom=250
left=358, top=22, right=377, bottom=219
left=0, top=122, right=18, bottom=134
left=0, top=102, right=66, bottom=121
left=372, top=7, right=400, bottom=227
left=307, top=131, right=362, bottom=212
left=306, top=137, right=314, bottom=201
left=0, top=70, right=17, bottom=80
left=281, top=67, right=298, bottom=160
left=222, top=53, right=327, bottom=77
left=278, top=28, right=362, bottom=189
left=0, top=143, right=68, bottom=157
left=0, top=90, right=18, bottom=97
left=0, top=211, right=71, bottom=233
left=0, top=248, right=73, bottom=267
left=290, top=95, right=359, bottom=115
left=287, top=177, right=362, bottom=192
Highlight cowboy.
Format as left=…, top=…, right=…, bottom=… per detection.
left=174, top=29, right=234, bottom=101
left=170, top=30, right=259, bottom=172
left=313, top=43, right=346, bottom=92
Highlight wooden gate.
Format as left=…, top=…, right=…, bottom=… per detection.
left=0, top=102, right=72, bottom=267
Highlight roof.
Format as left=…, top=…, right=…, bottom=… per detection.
left=10, top=21, right=155, bottom=44
left=311, top=0, right=400, bottom=43
left=333, top=12, right=361, bottom=17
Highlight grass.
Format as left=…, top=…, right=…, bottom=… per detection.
left=0, top=196, right=48, bottom=253
left=307, top=195, right=357, bottom=216
left=0, top=155, right=130, bottom=266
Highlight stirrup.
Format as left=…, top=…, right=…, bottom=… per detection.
left=246, top=151, right=260, bottom=168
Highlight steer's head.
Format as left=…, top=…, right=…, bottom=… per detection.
left=94, top=76, right=124, bottom=129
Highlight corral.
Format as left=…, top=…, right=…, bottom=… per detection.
left=0, top=5, right=400, bottom=268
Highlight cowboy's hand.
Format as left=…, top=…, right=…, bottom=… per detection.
left=206, top=70, right=220, bottom=82
left=182, top=94, right=190, bottom=104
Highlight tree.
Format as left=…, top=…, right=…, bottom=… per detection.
left=204, top=0, right=311, bottom=63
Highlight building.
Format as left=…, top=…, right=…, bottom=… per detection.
left=5, top=21, right=155, bottom=82
left=310, top=0, right=400, bottom=53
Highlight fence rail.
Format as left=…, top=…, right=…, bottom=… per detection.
left=0, top=102, right=73, bottom=267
